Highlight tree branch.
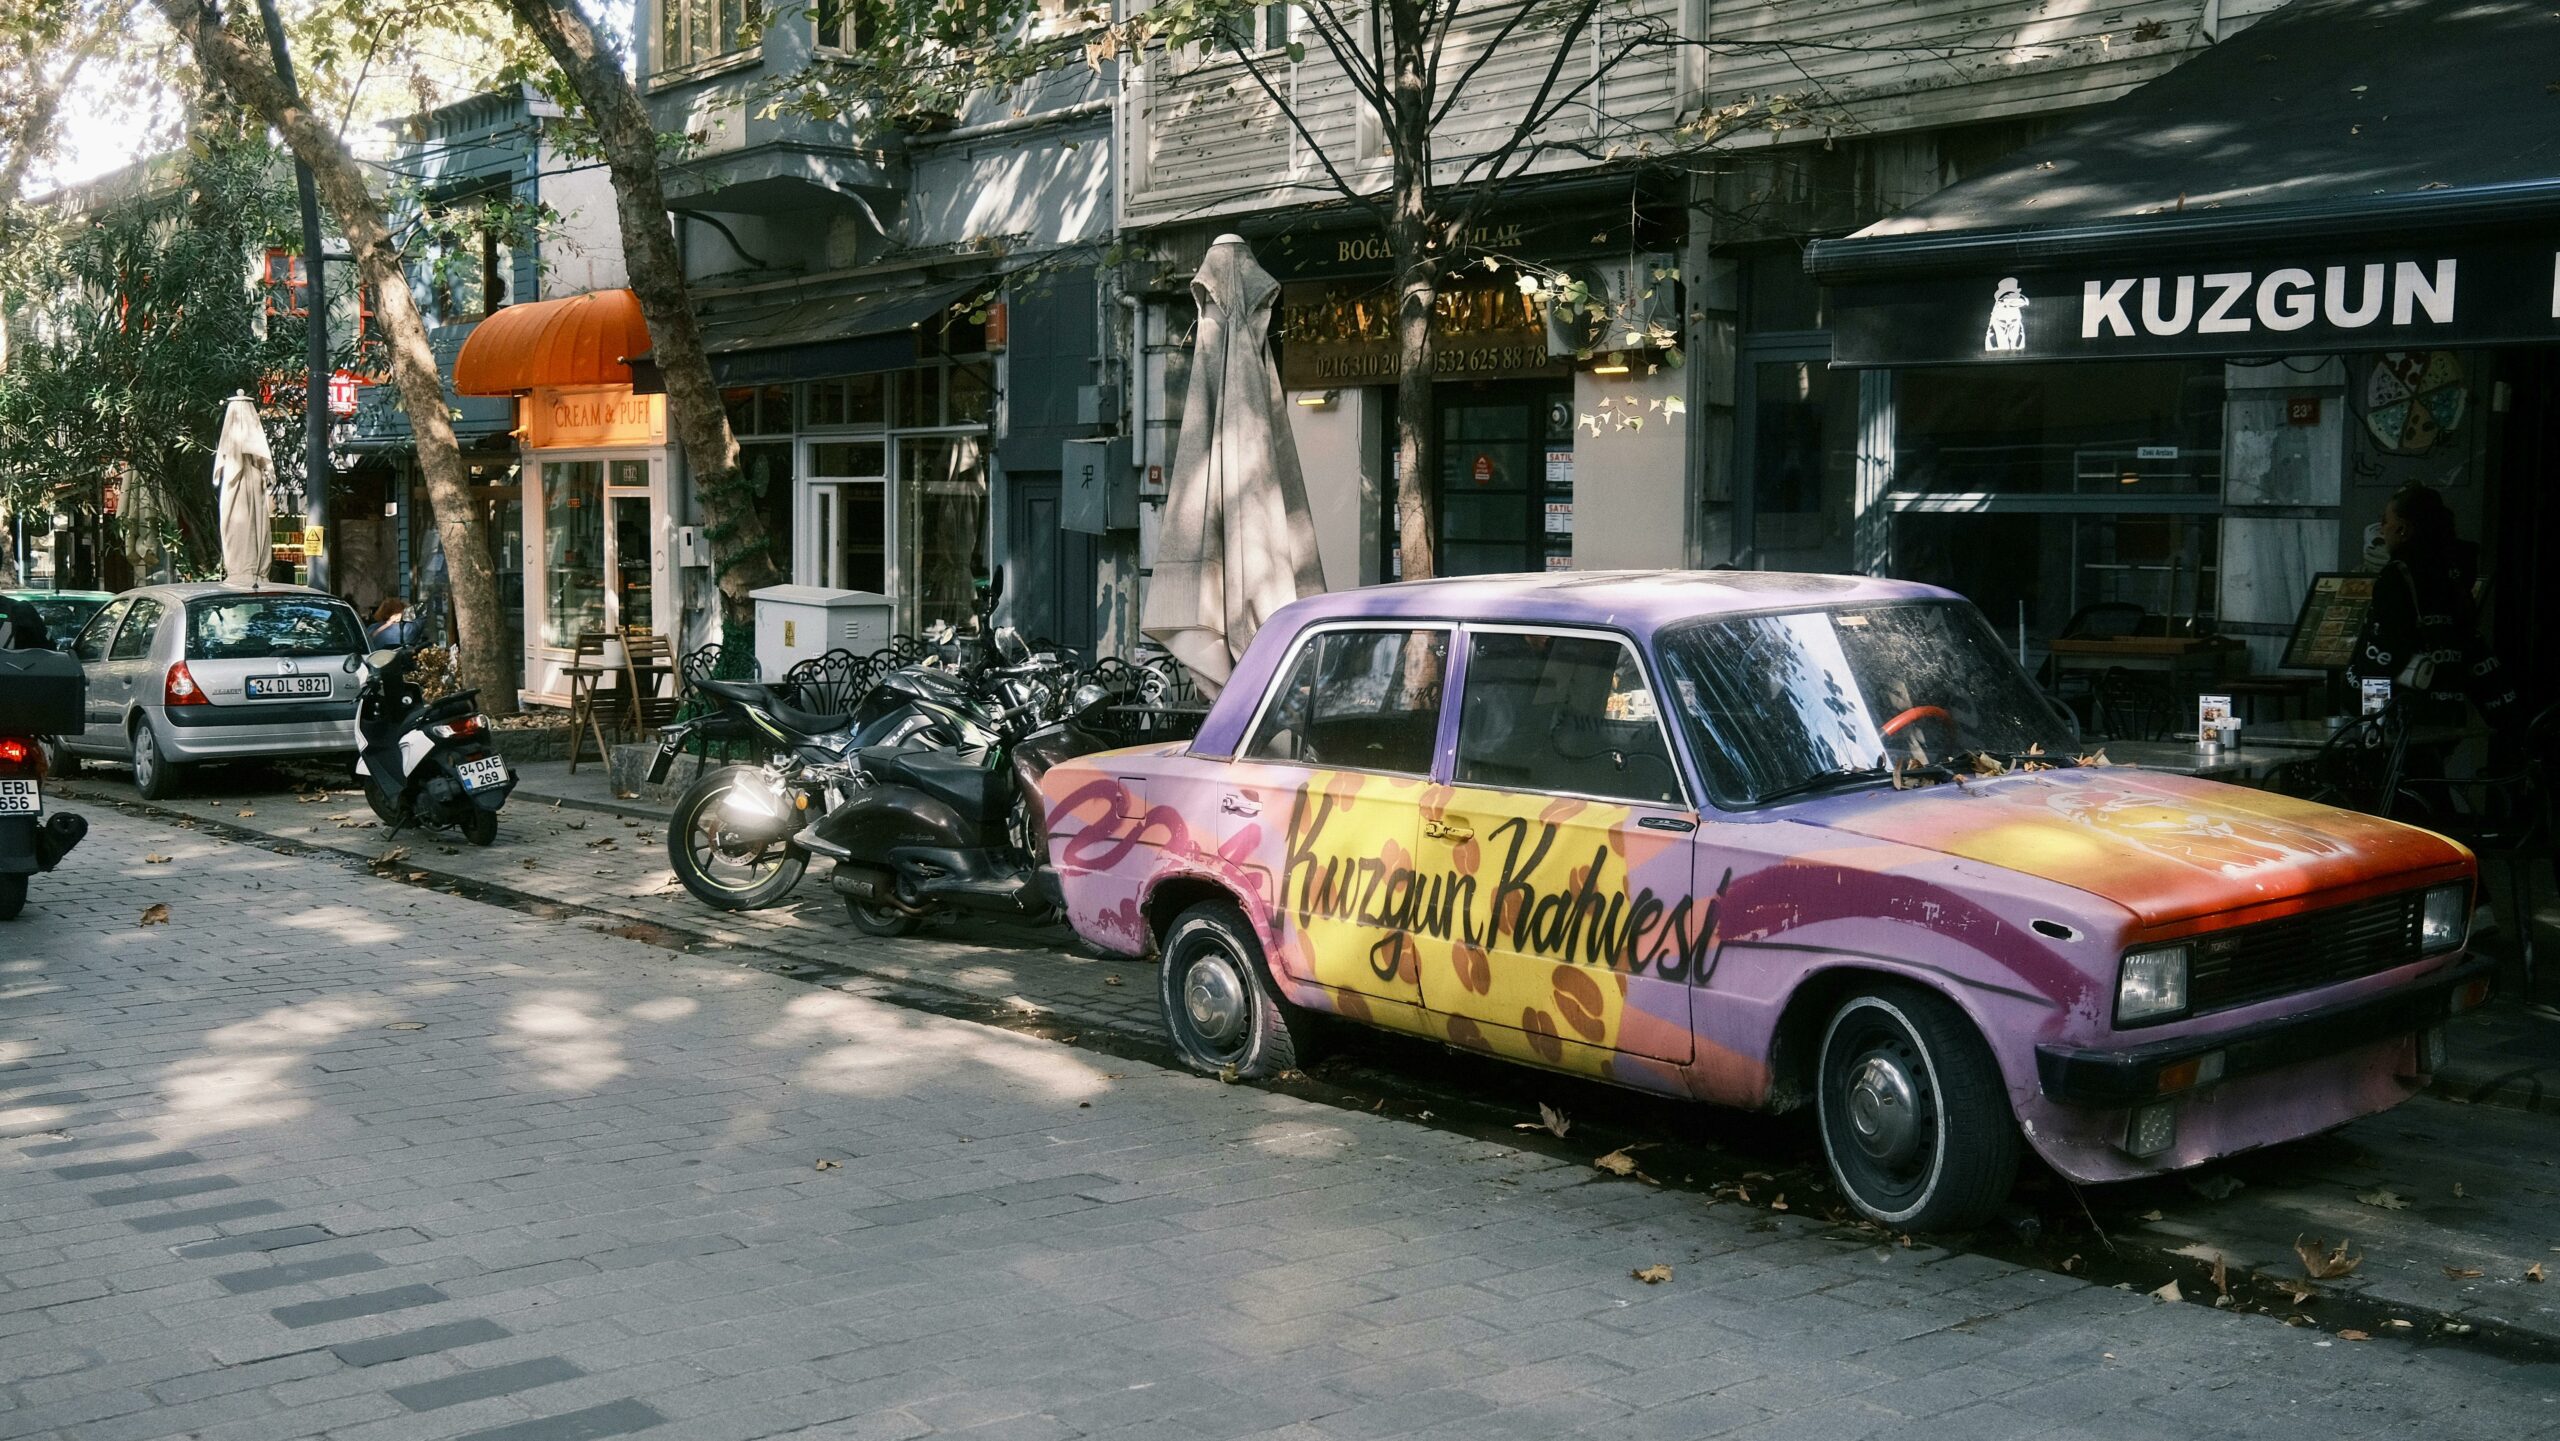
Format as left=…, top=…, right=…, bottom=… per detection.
left=1220, top=30, right=1387, bottom=229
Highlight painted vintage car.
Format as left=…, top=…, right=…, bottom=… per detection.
left=1038, top=572, right=2488, bottom=1228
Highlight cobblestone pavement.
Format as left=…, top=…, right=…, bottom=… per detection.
left=8, top=809, right=2560, bottom=1440
left=43, top=766, right=2560, bottom=1351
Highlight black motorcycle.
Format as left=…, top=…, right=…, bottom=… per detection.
left=0, top=645, right=88, bottom=921
left=815, top=677, right=1127, bottom=938
left=354, top=647, right=514, bottom=845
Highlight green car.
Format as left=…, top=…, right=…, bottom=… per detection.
left=2, top=591, right=116, bottom=649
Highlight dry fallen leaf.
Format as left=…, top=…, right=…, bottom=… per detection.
left=2297, top=1236, right=2364, bottom=1280
left=2444, top=1267, right=2483, bottom=1280
left=2283, top=1282, right=2319, bottom=1305
left=2210, top=1254, right=2230, bottom=1299
left=2356, top=1188, right=2411, bottom=1211
left=236, top=809, right=253, bottom=818
left=1631, top=1264, right=1672, bottom=1285
left=814, top=1159, right=840, bottom=1171
left=137, top=903, right=170, bottom=928
left=1102, top=974, right=1122, bottom=987
left=383, top=1022, right=426, bottom=1031
left=1538, top=1103, right=1571, bottom=1138
left=2528, top=1263, right=2546, bottom=1284
left=2138, top=1209, right=2164, bottom=1222
left=2452, top=1182, right=2467, bottom=1198
left=1769, top=1194, right=1789, bottom=1212
left=144, top=853, right=170, bottom=865
left=2337, top=1328, right=2372, bottom=1342
left=2151, top=1280, right=2182, bottom=1303
left=1594, top=1150, right=1639, bottom=1177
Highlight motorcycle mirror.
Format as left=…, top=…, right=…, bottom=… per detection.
left=980, top=567, right=1005, bottom=605
left=995, top=626, right=1031, bottom=663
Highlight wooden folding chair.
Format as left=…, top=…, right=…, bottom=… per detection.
left=623, top=632, right=681, bottom=737
left=564, top=631, right=625, bottom=773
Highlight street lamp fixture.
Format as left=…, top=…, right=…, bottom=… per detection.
left=1293, top=390, right=1339, bottom=409
left=1591, top=353, right=1631, bottom=376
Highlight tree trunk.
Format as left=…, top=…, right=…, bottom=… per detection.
left=149, top=0, right=514, bottom=709
left=502, top=0, right=782, bottom=633
left=1386, top=12, right=1439, bottom=582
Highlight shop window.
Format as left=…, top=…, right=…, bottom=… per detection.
left=815, top=0, right=882, bottom=51
left=804, top=374, right=886, bottom=428
left=262, top=249, right=310, bottom=319
left=1744, top=355, right=1856, bottom=573
left=1892, top=360, right=2224, bottom=498
left=721, top=384, right=792, bottom=437
left=655, top=0, right=754, bottom=72
left=897, top=366, right=947, bottom=429
left=948, top=363, right=993, bottom=425
left=540, top=460, right=606, bottom=649
left=1245, top=627, right=1450, bottom=777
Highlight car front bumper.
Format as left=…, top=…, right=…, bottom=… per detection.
left=2034, top=952, right=2495, bottom=1107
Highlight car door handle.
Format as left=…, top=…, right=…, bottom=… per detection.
left=1220, top=794, right=1260, bottom=817
left=1423, top=818, right=1472, bottom=842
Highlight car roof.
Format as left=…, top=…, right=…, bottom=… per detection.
left=113, top=583, right=343, bottom=603
left=1263, top=569, right=1956, bottom=638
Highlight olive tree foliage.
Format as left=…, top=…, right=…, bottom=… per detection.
left=771, top=0, right=1793, bottom=579
left=0, top=123, right=316, bottom=578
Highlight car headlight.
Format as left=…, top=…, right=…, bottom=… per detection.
left=2116, top=944, right=2190, bottom=1026
left=2420, top=883, right=2470, bottom=954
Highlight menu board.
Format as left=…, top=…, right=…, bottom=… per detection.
left=2281, top=572, right=2377, bottom=671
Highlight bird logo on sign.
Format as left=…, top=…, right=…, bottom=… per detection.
left=1984, top=277, right=2029, bottom=353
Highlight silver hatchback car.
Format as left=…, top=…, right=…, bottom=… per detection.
left=47, top=583, right=367, bottom=799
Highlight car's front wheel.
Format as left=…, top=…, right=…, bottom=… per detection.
left=1815, top=986, right=2019, bottom=1231
left=1158, top=902, right=1304, bottom=1079
left=129, top=723, right=180, bottom=802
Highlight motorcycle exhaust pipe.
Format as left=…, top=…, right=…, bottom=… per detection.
left=830, top=863, right=927, bottom=915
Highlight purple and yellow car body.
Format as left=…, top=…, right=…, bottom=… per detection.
left=1041, top=572, right=2486, bottom=1197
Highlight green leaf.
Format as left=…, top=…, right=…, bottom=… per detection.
left=1285, top=41, right=1305, bottom=64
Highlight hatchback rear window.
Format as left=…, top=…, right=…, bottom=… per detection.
left=186, top=596, right=363, bottom=660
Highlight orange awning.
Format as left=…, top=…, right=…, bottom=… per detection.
left=452, top=288, right=652, bottom=396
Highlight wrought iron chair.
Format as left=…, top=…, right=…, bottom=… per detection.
left=2094, top=666, right=2177, bottom=743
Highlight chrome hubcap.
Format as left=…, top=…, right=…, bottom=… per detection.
left=1182, top=953, right=1248, bottom=1048
left=1846, top=1053, right=1922, bottom=1167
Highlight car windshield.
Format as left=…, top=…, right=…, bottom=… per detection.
left=186, top=596, right=363, bottom=660
left=20, top=595, right=105, bottom=635
left=1656, top=600, right=2079, bottom=807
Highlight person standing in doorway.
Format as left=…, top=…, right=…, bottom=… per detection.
left=2351, top=483, right=2517, bottom=733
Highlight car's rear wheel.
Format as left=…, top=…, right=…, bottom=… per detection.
left=1816, top=986, right=2019, bottom=1231
left=1158, top=902, right=1303, bottom=1079
left=129, top=723, right=180, bottom=802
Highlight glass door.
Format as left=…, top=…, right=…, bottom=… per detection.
left=539, top=459, right=606, bottom=650
left=801, top=439, right=887, bottom=592
left=896, top=435, right=987, bottom=633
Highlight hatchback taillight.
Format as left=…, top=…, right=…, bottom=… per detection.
left=165, top=661, right=208, bottom=707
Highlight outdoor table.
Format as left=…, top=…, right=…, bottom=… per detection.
left=2166, top=718, right=2485, bottom=752
left=2098, top=739, right=2297, bottom=786
left=2046, top=635, right=2243, bottom=680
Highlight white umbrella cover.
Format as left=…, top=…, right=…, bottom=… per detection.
left=1141, top=235, right=1325, bottom=696
left=213, top=394, right=275, bottom=587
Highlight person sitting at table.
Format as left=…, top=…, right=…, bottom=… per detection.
left=2351, top=483, right=2516, bottom=737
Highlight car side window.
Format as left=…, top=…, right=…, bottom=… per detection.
left=74, top=599, right=131, bottom=665
left=1455, top=631, right=1684, bottom=807
left=110, top=598, right=166, bottom=663
left=1244, top=628, right=1449, bottom=776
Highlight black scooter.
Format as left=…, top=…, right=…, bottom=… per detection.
left=0, top=645, right=88, bottom=921
left=814, top=678, right=1125, bottom=937
left=354, top=647, right=514, bottom=845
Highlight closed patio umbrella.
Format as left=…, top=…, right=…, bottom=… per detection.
left=1141, top=234, right=1325, bottom=696
left=213, top=393, right=275, bottom=588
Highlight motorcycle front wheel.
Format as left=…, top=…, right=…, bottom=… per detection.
left=667, top=769, right=807, bottom=910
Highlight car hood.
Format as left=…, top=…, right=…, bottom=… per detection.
left=1801, top=767, right=2472, bottom=928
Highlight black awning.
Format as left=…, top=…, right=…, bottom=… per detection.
left=1807, top=0, right=2560, bottom=366
left=642, top=278, right=991, bottom=387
